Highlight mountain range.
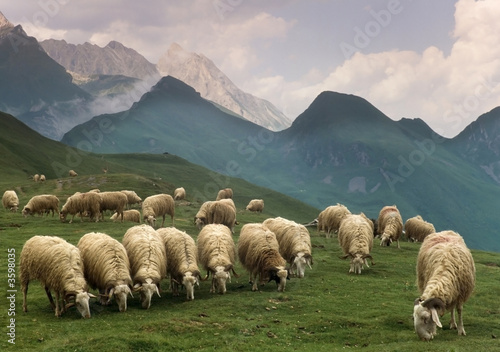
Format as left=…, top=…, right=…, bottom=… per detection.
left=61, top=75, right=500, bottom=252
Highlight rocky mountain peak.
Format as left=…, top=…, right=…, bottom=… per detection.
left=0, top=11, right=13, bottom=29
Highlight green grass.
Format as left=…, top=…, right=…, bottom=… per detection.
left=0, top=177, right=499, bottom=351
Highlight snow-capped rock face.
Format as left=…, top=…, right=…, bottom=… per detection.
left=157, top=43, right=292, bottom=131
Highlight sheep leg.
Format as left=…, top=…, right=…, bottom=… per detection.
left=45, top=286, right=56, bottom=310
left=22, top=281, right=29, bottom=312
left=54, top=291, right=61, bottom=317
left=161, top=215, right=166, bottom=228
left=456, top=305, right=466, bottom=336
left=397, top=239, right=401, bottom=249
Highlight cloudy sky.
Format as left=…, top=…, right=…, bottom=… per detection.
left=1, top=0, right=500, bottom=137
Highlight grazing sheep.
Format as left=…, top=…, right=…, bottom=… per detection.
left=246, top=199, right=264, bottom=213
left=60, top=191, right=102, bottom=223
left=69, top=170, right=78, bottom=177
left=121, top=190, right=142, bottom=208
left=337, top=213, right=374, bottom=274
left=33, top=174, right=40, bottom=182
left=173, top=187, right=186, bottom=201
left=110, top=209, right=141, bottom=223
left=194, top=201, right=214, bottom=230
left=142, top=194, right=175, bottom=228
left=238, top=223, right=288, bottom=292
left=77, top=232, right=133, bottom=312
left=413, top=230, right=476, bottom=341
left=40, top=174, right=46, bottom=182
left=377, top=205, right=403, bottom=248
left=157, top=227, right=201, bottom=301
left=216, top=188, right=233, bottom=201
left=197, top=224, right=239, bottom=294
left=206, top=200, right=237, bottom=233
left=20, top=235, right=95, bottom=318
left=317, top=203, right=351, bottom=238
left=2, top=190, right=19, bottom=212
left=405, top=215, right=436, bottom=242
left=122, top=225, right=167, bottom=309
left=99, top=191, right=128, bottom=222
left=22, top=194, right=59, bottom=217
left=262, top=217, right=313, bottom=278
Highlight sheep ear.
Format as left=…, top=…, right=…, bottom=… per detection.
left=430, top=308, right=443, bottom=328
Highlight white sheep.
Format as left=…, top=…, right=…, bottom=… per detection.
left=77, top=232, right=133, bottom=312
left=99, top=191, right=128, bottom=221
left=262, top=217, right=313, bottom=278
left=215, top=188, right=233, bottom=201
left=121, top=190, right=142, bottom=208
left=405, top=215, right=436, bottom=242
left=377, top=205, right=403, bottom=248
left=69, top=170, right=78, bottom=177
left=2, top=190, right=19, bottom=212
left=246, top=199, right=264, bottom=213
left=206, top=200, right=237, bottom=233
left=60, top=191, right=102, bottom=223
left=40, top=174, right=46, bottom=182
left=337, top=213, right=374, bottom=274
left=22, top=194, right=59, bottom=217
left=142, top=193, right=175, bottom=228
left=173, top=187, right=186, bottom=200
left=317, top=203, right=351, bottom=238
left=157, top=227, right=201, bottom=301
left=110, top=209, right=141, bottom=223
left=197, top=224, right=239, bottom=294
left=194, top=201, right=214, bottom=229
left=413, top=230, right=476, bottom=341
left=238, top=223, right=288, bottom=292
left=20, top=235, right=96, bottom=318
left=33, top=174, right=40, bottom=182
left=122, top=224, right=167, bottom=309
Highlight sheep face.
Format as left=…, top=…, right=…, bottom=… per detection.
left=380, top=233, right=392, bottom=246
left=267, top=268, right=288, bottom=292
left=195, top=217, right=205, bottom=230
left=213, top=267, right=230, bottom=294
left=182, top=273, right=199, bottom=301
left=70, top=292, right=94, bottom=319
left=146, top=215, right=156, bottom=228
left=111, top=285, right=133, bottom=312
left=350, top=256, right=365, bottom=275
left=291, top=253, right=312, bottom=278
left=135, top=282, right=160, bottom=309
left=10, top=204, right=18, bottom=212
left=413, top=299, right=443, bottom=341
left=22, top=207, right=32, bottom=217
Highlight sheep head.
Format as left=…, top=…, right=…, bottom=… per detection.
left=195, top=217, right=205, bottom=230
left=213, top=266, right=232, bottom=294
left=291, top=253, right=313, bottom=278
left=413, top=297, right=445, bottom=341
left=65, top=291, right=96, bottom=319
left=22, top=207, right=31, bottom=217
left=134, top=280, right=160, bottom=309
left=182, top=271, right=200, bottom=301
left=266, top=267, right=288, bottom=292
left=146, top=215, right=156, bottom=228
left=109, top=284, right=133, bottom=312
left=380, top=232, right=392, bottom=246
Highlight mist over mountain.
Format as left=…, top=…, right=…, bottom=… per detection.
left=157, top=43, right=292, bottom=131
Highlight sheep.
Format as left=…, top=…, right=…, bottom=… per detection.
left=60, top=191, right=102, bottom=223
left=216, top=188, right=233, bottom=201
left=142, top=193, right=175, bottom=228
left=22, top=194, right=59, bottom=217
left=238, top=223, right=288, bottom=292
left=77, top=232, right=133, bottom=312
left=40, top=174, right=46, bottom=182
left=317, top=203, right=351, bottom=238
left=413, top=230, right=476, bottom=341
left=246, top=199, right=264, bottom=213
left=337, top=213, right=374, bottom=274
left=377, top=205, right=403, bottom=248
left=99, top=191, right=128, bottom=221
left=197, top=224, right=239, bottom=294
left=157, top=227, right=201, bottom=301
left=110, top=209, right=141, bottom=223
left=405, top=215, right=436, bottom=242
left=69, top=170, right=78, bottom=177
left=33, top=174, right=40, bottom=182
left=122, top=224, right=167, bottom=309
left=173, top=187, right=186, bottom=201
left=262, top=217, right=313, bottom=278
left=121, top=190, right=142, bottom=208
left=2, top=190, right=19, bottom=212
left=194, top=201, right=214, bottom=230
left=20, top=235, right=96, bottom=318
left=206, top=200, right=237, bottom=233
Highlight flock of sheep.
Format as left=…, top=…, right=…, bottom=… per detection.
left=315, top=202, right=476, bottom=341
left=3, top=184, right=475, bottom=342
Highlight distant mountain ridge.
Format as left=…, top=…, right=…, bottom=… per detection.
left=157, top=43, right=292, bottom=131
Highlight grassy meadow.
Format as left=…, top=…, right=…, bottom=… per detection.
left=0, top=174, right=499, bottom=352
